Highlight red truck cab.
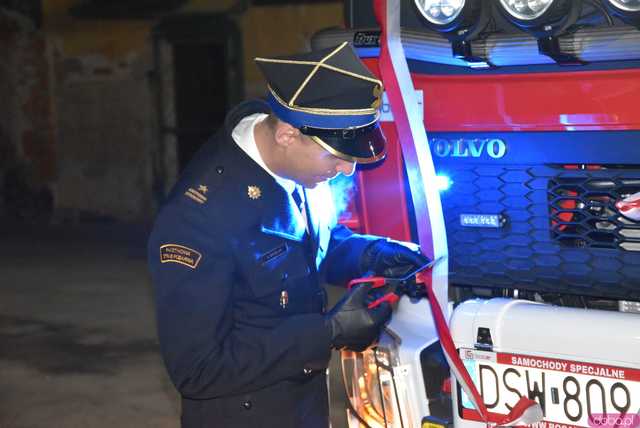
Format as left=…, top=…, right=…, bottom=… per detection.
left=316, top=1, right=640, bottom=427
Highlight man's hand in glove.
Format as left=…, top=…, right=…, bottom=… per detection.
left=361, top=238, right=430, bottom=278
left=325, top=285, right=392, bottom=352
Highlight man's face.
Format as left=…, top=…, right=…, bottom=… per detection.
left=285, top=133, right=356, bottom=188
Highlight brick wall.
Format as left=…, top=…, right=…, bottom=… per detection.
left=51, top=45, right=155, bottom=222
left=0, top=2, right=344, bottom=224
left=0, top=8, right=55, bottom=222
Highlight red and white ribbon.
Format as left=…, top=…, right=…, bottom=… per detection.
left=418, top=269, right=543, bottom=427
left=373, top=0, right=448, bottom=314
left=373, top=0, right=543, bottom=425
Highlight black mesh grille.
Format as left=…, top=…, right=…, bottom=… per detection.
left=548, top=170, right=640, bottom=252
left=441, top=164, right=640, bottom=300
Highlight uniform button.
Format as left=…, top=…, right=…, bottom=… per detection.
left=242, top=400, right=252, bottom=410
left=216, top=166, right=224, bottom=174
left=279, top=290, right=289, bottom=309
left=281, top=272, right=288, bottom=282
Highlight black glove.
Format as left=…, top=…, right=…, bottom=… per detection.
left=324, top=285, right=392, bottom=351
left=361, top=238, right=430, bottom=278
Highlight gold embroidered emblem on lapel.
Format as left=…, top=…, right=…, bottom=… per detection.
left=185, top=186, right=208, bottom=204
left=280, top=290, right=289, bottom=309
left=160, top=244, right=202, bottom=269
left=247, top=185, right=262, bottom=200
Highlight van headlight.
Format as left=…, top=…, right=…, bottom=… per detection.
left=341, top=339, right=414, bottom=427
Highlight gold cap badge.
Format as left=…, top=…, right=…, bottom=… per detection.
left=247, top=185, right=261, bottom=200
left=371, top=84, right=382, bottom=109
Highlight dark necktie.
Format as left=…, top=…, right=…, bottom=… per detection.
left=292, top=186, right=304, bottom=214
left=292, top=186, right=308, bottom=231
left=293, top=186, right=318, bottom=266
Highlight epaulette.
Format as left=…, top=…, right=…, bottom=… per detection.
left=183, top=183, right=210, bottom=205
left=182, top=163, right=226, bottom=206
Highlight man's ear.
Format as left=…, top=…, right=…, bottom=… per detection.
left=274, top=121, right=300, bottom=147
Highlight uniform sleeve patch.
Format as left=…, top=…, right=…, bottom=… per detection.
left=160, top=244, right=202, bottom=269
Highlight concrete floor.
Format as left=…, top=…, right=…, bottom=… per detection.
left=0, top=224, right=349, bottom=428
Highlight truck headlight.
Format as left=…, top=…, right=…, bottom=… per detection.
left=609, top=0, right=640, bottom=11
left=341, top=343, right=414, bottom=427
left=413, top=0, right=489, bottom=42
left=604, top=0, right=640, bottom=26
left=496, top=0, right=582, bottom=40
left=416, top=0, right=466, bottom=25
left=413, top=0, right=491, bottom=66
left=499, top=0, right=555, bottom=20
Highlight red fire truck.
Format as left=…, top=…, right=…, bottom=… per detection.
left=314, top=1, right=640, bottom=427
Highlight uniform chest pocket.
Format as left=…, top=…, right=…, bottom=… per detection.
left=238, top=236, right=311, bottom=298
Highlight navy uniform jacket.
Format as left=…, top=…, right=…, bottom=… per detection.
left=148, top=100, right=378, bottom=428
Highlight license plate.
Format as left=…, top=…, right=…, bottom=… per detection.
left=459, top=349, right=640, bottom=428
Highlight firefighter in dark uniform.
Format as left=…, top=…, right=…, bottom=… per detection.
left=148, top=43, right=428, bottom=428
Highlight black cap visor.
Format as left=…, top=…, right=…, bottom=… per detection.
left=301, top=122, right=387, bottom=164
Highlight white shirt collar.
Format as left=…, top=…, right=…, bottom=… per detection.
left=232, top=113, right=296, bottom=195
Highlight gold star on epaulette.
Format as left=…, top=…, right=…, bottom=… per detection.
left=247, top=185, right=261, bottom=200
left=198, top=185, right=208, bottom=194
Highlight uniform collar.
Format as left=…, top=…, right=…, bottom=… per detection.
left=231, top=112, right=296, bottom=195
left=216, top=101, right=308, bottom=243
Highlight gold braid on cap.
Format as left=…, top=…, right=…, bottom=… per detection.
left=267, top=86, right=378, bottom=116
left=255, top=42, right=383, bottom=109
